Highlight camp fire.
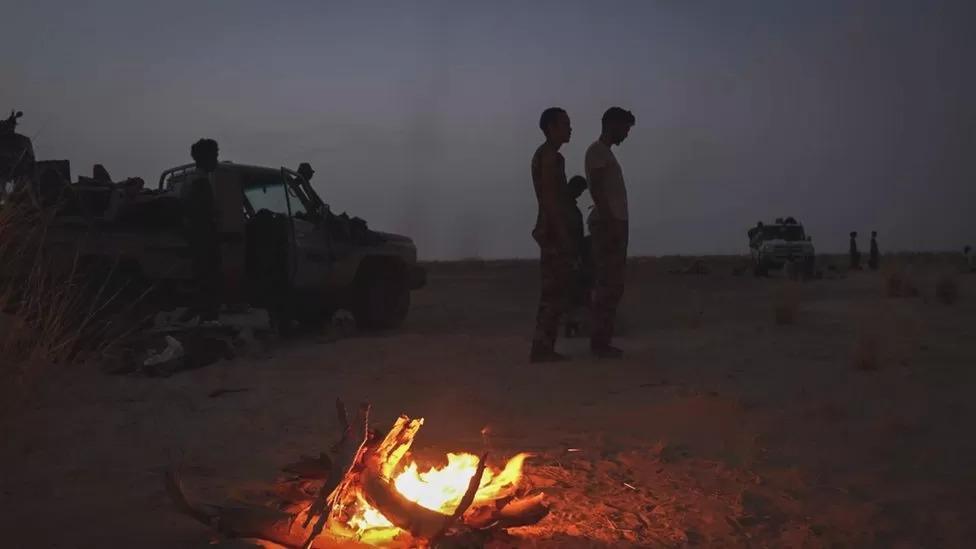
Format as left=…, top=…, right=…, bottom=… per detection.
left=166, top=402, right=550, bottom=548
left=342, top=449, right=531, bottom=544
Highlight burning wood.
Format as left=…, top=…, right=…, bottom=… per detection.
left=166, top=400, right=549, bottom=547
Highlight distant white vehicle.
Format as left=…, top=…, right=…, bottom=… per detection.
left=748, top=217, right=815, bottom=277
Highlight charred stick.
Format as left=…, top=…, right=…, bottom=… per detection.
left=301, top=402, right=370, bottom=549
left=432, top=452, right=488, bottom=541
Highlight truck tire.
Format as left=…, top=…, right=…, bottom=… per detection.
left=354, top=268, right=410, bottom=330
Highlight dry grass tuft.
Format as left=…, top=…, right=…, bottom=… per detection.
left=935, top=275, right=959, bottom=305
left=0, top=199, right=144, bottom=413
left=883, top=268, right=919, bottom=298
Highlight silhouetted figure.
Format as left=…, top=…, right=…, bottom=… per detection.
left=93, top=164, right=113, bottom=184
left=748, top=221, right=764, bottom=248
left=964, top=245, right=973, bottom=273
left=563, top=175, right=590, bottom=337
left=180, top=138, right=222, bottom=323
left=868, top=231, right=880, bottom=270
left=530, top=107, right=574, bottom=362
left=564, top=176, right=587, bottom=262
left=297, top=162, right=315, bottom=182
left=0, top=110, right=35, bottom=203
left=586, top=107, right=635, bottom=359
left=849, top=231, right=861, bottom=270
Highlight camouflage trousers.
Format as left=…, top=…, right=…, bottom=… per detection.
left=533, top=240, right=572, bottom=351
left=589, top=218, right=628, bottom=348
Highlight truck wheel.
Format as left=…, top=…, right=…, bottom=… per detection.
left=354, top=272, right=410, bottom=330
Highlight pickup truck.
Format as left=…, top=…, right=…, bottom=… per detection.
left=32, top=160, right=426, bottom=330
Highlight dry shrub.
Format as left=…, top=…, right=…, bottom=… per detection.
left=0, top=199, right=142, bottom=412
left=773, top=282, right=801, bottom=325
left=850, top=300, right=921, bottom=372
left=883, top=267, right=919, bottom=298
left=852, top=333, right=880, bottom=371
left=935, top=275, right=959, bottom=305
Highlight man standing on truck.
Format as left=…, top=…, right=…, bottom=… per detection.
left=586, top=107, right=635, bottom=359
left=0, top=110, right=35, bottom=205
left=530, top=107, right=574, bottom=363
left=748, top=221, right=764, bottom=248
left=180, top=138, right=222, bottom=323
left=297, top=162, right=315, bottom=183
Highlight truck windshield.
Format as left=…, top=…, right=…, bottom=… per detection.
left=765, top=225, right=806, bottom=241
left=243, top=176, right=308, bottom=218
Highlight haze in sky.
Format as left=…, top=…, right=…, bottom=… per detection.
left=3, top=0, right=974, bottom=259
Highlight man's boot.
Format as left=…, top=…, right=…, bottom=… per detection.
left=591, top=342, right=624, bottom=359
left=530, top=341, right=568, bottom=363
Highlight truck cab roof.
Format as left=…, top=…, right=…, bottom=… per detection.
left=158, top=161, right=291, bottom=191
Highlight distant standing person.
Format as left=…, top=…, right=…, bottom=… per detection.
left=529, top=107, right=575, bottom=362
left=586, top=107, right=636, bottom=359
left=180, top=138, right=222, bottom=323
left=868, top=231, right=880, bottom=270
left=748, top=221, right=764, bottom=248
left=849, top=231, right=860, bottom=270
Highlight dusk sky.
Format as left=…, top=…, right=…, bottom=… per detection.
left=3, top=0, right=973, bottom=259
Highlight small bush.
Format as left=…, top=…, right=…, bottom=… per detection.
left=935, top=276, right=959, bottom=305
left=0, top=199, right=143, bottom=413
left=884, top=269, right=919, bottom=298
left=853, top=333, right=880, bottom=371
left=884, top=271, right=902, bottom=297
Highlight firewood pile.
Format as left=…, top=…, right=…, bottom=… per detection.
left=166, top=400, right=549, bottom=548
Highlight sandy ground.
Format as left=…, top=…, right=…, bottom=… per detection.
left=2, top=255, right=975, bottom=548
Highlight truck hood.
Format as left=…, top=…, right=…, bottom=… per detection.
left=761, top=239, right=814, bottom=251
left=373, top=231, right=414, bottom=245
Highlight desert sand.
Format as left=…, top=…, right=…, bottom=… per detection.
left=1, top=255, right=974, bottom=547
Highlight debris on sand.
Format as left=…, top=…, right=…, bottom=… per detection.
left=316, top=309, right=357, bottom=344
left=669, top=259, right=710, bottom=276
left=208, top=388, right=251, bottom=399
left=773, top=283, right=801, bottom=325
left=143, top=335, right=185, bottom=370
left=106, top=317, right=251, bottom=377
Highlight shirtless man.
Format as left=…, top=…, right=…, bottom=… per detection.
left=530, top=107, right=574, bottom=362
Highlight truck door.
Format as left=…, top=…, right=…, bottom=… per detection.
left=281, top=168, right=331, bottom=291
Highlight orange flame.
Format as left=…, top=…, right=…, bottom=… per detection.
left=346, top=452, right=529, bottom=536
